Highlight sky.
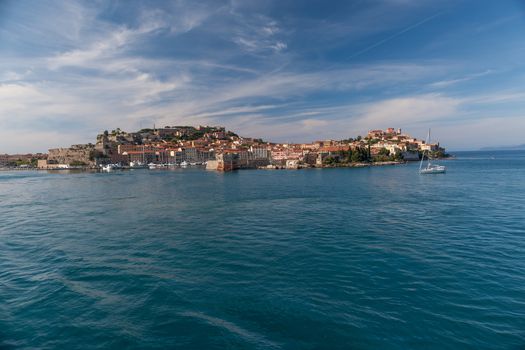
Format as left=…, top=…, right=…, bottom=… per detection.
left=1, top=0, right=525, bottom=153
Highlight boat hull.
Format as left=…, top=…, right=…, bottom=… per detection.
left=420, top=166, right=446, bottom=174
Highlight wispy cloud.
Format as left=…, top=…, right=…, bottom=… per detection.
left=429, top=70, right=494, bottom=88
left=230, top=13, right=288, bottom=53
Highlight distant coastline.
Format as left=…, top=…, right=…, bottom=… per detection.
left=479, top=144, right=525, bottom=151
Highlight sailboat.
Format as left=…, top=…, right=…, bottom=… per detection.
left=419, top=129, right=446, bottom=174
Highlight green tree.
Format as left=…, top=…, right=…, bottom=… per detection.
left=378, top=148, right=390, bottom=156
left=70, top=161, right=87, bottom=166
left=323, top=156, right=338, bottom=165
left=15, top=159, right=31, bottom=166
left=351, top=147, right=369, bottom=162
left=345, top=149, right=353, bottom=163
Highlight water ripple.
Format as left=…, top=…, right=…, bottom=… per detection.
left=1, top=154, right=525, bottom=349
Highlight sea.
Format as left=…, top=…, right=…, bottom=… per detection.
left=1, top=151, right=524, bottom=349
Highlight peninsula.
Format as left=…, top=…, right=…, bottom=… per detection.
left=2, top=126, right=447, bottom=171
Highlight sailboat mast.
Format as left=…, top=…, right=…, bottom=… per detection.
left=419, top=128, right=430, bottom=171
left=427, top=129, right=431, bottom=165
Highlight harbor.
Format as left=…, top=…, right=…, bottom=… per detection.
left=2, top=127, right=448, bottom=173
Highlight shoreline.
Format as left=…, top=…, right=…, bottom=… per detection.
left=0, top=157, right=459, bottom=173
left=0, top=160, right=414, bottom=172
left=259, top=160, right=406, bottom=170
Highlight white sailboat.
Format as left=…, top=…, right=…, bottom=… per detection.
left=419, top=129, right=446, bottom=174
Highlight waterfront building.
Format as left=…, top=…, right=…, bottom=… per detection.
left=420, top=143, right=440, bottom=152
left=370, top=142, right=404, bottom=156
left=125, top=150, right=157, bottom=164
left=197, top=149, right=215, bottom=162
left=250, top=146, right=270, bottom=160
left=182, top=147, right=198, bottom=162
left=168, top=150, right=184, bottom=164
left=118, top=144, right=157, bottom=154
left=270, top=148, right=303, bottom=162
left=0, top=154, right=9, bottom=165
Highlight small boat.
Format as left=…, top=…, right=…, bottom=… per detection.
left=419, top=129, right=446, bottom=174
left=130, top=161, right=147, bottom=169
left=180, top=161, right=189, bottom=167
left=148, top=163, right=157, bottom=169
left=420, top=163, right=446, bottom=174
left=102, top=163, right=122, bottom=171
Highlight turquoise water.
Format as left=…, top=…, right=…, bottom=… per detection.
left=1, top=151, right=524, bottom=349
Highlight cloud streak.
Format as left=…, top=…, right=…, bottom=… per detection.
left=347, top=11, right=443, bottom=59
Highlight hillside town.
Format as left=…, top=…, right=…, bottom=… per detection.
left=1, top=126, right=447, bottom=171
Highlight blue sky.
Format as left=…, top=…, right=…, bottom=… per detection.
left=1, top=0, right=525, bottom=152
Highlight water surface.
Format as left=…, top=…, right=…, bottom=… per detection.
left=1, top=151, right=524, bottom=349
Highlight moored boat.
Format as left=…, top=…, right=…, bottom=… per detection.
left=130, top=161, right=147, bottom=169
left=420, top=164, right=446, bottom=174
left=101, top=163, right=122, bottom=171
left=419, top=129, right=446, bottom=175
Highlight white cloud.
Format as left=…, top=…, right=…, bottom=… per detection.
left=355, top=94, right=462, bottom=128
left=233, top=37, right=260, bottom=51
left=231, top=14, right=287, bottom=54
left=270, top=41, right=287, bottom=52
left=48, top=27, right=134, bottom=70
